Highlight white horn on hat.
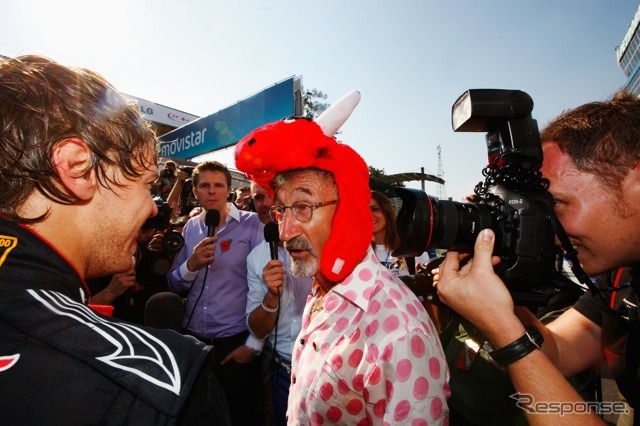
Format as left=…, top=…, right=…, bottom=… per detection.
left=315, top=90, right=361, bottom=137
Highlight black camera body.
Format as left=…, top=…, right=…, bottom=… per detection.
left=143, top=198, right=173, bottom=230
left=395, top=89, right=557, bottom=302
left=180, top=166, right=195, bottom=177
left=143, top=198, right=185, bottom=254
left=179, top=179, right=200, bottom=217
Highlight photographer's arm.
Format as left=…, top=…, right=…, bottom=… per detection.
left=166, top=169, right=189, bottom=216
left=151, top=175, right=162, bottom=195
left=90, top=269, right=137, bottom=305
left=436, top=229, right=603, bottom=425
left=516, top=306, right=604, bottom=377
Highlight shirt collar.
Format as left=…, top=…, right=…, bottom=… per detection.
left=330, top=246, right=384, bottom=311
left=198, top=203, right=239, bottom=224
left=226, top=203, right=240, bottom=222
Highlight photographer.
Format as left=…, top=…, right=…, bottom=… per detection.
left=153, top=161, right=177, bottom=200
left=436, top=91, right=640, bottom=425
left=165, top=166, right=194, bottom=216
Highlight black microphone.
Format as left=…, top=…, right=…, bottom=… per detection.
left=205, top=209, right=220, bottom=237
left=144, top=292, right=185, bottom=332
left=264, top=221, right=280, bottom=261
left=183, top=209, right=220, bottom=332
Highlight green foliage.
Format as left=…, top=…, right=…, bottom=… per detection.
left=302, top=88, right=329, bottom=118
left=369, top=166, right=405, bottom=199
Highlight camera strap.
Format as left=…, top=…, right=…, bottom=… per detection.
left=543, top=204, right=597, bottom=294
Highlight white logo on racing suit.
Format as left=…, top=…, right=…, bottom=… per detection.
left=28, top=289, right=182, bottom=395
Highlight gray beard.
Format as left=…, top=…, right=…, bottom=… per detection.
left=290, top=255, right=319, bottom=278
left=285, top=235, right=319, bottom=278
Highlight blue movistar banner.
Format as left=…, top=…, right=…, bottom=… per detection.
left=159, top=77, right=294, bottom=159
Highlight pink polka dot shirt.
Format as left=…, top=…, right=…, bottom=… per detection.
left=286, top=247, right=450, bottom=425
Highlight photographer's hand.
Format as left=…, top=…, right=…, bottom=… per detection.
left=147, top=231, right=165, bottom=252
left=435, top=229, right=524, bottom=346
left=90, top=268, right=138, bottom=305
left=438, top=229, right=605, bottom=425
left=175, top=169, right=190, bottom=182
left=187, top=236, right=217, bottom=271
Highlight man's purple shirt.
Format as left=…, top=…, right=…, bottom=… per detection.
left=167, top=205, right=264, bottom=338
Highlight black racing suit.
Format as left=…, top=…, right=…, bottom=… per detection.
left=0, top=218, right=230, bottom=425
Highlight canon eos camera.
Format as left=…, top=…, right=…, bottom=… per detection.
left=394, top=89, right=557, bottom=304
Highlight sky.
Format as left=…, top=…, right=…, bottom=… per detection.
left=2, top=0, right=637, bottom=201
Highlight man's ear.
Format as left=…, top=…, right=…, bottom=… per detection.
left=51, top=138, right=97, bottom=201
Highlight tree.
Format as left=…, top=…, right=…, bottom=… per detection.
left=302, top=88, right=329, bottom=118
left=369, top=166, right=405, bottom=199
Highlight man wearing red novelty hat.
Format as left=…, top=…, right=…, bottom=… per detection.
left=235, top=91, right=450, bottom=424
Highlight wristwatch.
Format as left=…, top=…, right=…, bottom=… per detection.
left=482, top=327, right=543, bottom=368
left=248, top=347, right=262, bottom=357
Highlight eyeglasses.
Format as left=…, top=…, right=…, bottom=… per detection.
left=268, top=199, right=339, bottom=224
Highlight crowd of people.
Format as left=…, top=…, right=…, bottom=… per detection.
left=1, top=54, right=640, bottom=425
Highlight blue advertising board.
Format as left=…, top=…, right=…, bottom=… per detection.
left=159, top=77, right=295, bottom=159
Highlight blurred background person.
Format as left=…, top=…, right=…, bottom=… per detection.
left=152, top=160, right=177, bottom=200
left=370, top=190, right=409, bottom=276
left=235, top=185, right=252, bottom=211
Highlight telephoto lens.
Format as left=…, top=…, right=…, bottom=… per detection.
left=393, top=187, right=492, bottom=257
left=162, top=231, right=185, bottom=254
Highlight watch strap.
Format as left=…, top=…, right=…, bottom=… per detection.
left=483, top=327, right=543, bottom=368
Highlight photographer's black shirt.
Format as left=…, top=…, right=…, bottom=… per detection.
left=573, top=268, right=640, bottom=327
left=573, top=267, right=640, bottom=412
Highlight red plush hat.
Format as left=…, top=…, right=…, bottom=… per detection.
left=234, top=91, right=372, bottom=283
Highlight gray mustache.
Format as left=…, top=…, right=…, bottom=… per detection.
left=285, top=236, right=313, bottom=252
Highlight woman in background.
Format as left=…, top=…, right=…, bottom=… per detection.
left=370, top=191, right=408, bottom=276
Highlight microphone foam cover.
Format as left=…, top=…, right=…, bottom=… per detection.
left=144, top=292, right=185, bottom=332
left=264, top=221, right=280, bottom=243
left=205, top=209, right=220, bottom=228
